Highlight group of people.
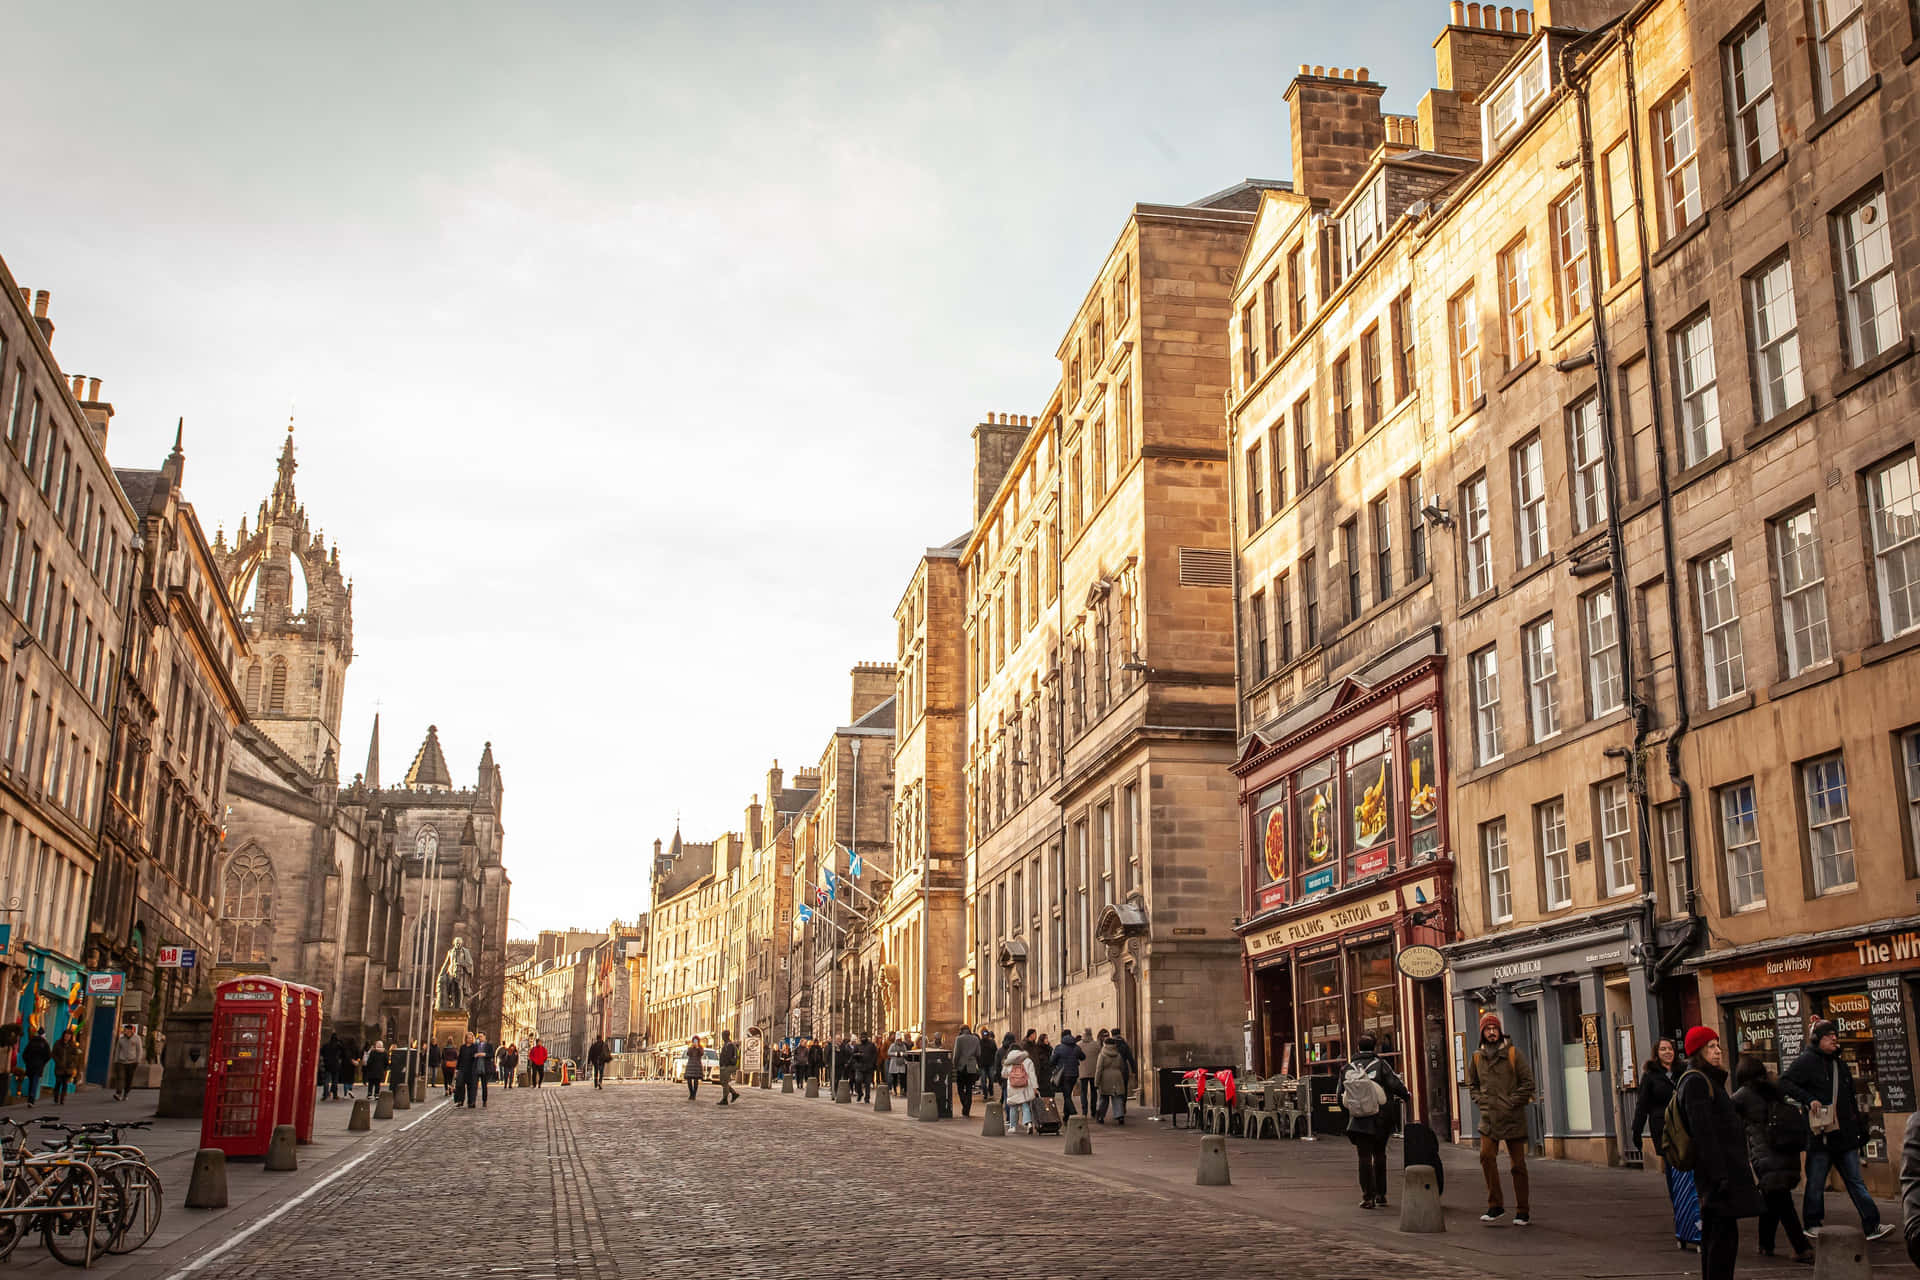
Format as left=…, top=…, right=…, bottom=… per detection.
left=315, top=1032, right=564, bottom=1106
left=679, top=1032, right=742, bottom=1104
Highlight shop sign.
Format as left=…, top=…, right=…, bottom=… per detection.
left=1242, top=887, right=1398, bottom=958
left=1493, top=958, right=1543, bottom=983
left=155, top=946, right=197, bottom=970
left=1352, top=848, right=1390, bottom=879
left=85, top=972, right=123, bottom=996
left=1396, top=944, right=1446, bottom=980
left=0, top=924, right=10, bottom=956
left=1301, top=867, right=1337, bottom=899
left=1257, top=884, right=1287, bottom=913
left=1582, top=1013, right=1602, bottom=1073
left=1773, top=990, right=1806, bottom=1070
left=1711, top=925, right=1920, bottom=996
left=1868, top=974, right=1916, bottom=1112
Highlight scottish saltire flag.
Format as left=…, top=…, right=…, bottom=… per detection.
left=849, top=849, right=863, bottom=878
left=824, top=866, right=838, bottom=894
left=798, top=903, right=814, bottom=922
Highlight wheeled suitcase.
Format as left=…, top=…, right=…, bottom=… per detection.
left=1034, top=1095, right=1063, bottom=1134
left=1402, top=1119, right=1445, bottom=1196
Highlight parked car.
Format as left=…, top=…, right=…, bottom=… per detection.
left=669, top=1050, right=720, bottom=1082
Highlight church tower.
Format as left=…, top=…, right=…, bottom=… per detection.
left=211, top=426, right=354, bottom=775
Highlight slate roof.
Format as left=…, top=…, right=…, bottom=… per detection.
left=113, top=468, right=165, bottom=517
left=846, top=694, right=896, bottom=733
left=404, top=724, right=454, bottom=790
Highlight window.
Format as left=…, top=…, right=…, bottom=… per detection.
left=1720, top=781, right=1765, bottom=910
left=1601, top=142, right=1638, bottom=285
left=3, top=364, right=18, bottom=446
left=1772, top=507, right=1831, bottom=677
left=1498, top=238, right=1535, bottom=368
left=1333, top=353, right=1353, bottom=453
left=1485, top=47, right=1548, bottom=151
left=1513, top=434, right=1548, bottom=567
left=268, top=660, right=288, bottom=713
left=1268, top=423, right=1288, bottom=511
left=1538, top=798, right=1571, bottom=910
left=1904, top=730, right=1920, bottom=866
left=1672, top=311, right=1722, bottom=465
left=1405, top=473, right=1429, bottom=580
left=1523, top=616, right=1560, bottom=742
left=1342, top=175, right=1387, bottom=275
left=1250, top=589, right=1270, bottom=681
left=1483, top=819, right=1513, bottom=924
left=1303, top=552, right=1320, bottom=647
left=1277, top=571, right=1294, bottom=664
left=1814, top=0, right=1870, bottom=110
left=1568, top=396, right=1608, bottom=533
left=1342, top=518, right=1362, bottom=620
left=1599, top=780, right=1633, bottom=895
left=1583, top=588, right=1624, bottom=715
left=1803, top=754, right=1856, bottom=893
left=1653, top=85, right=1701, bottom=237
left=1835, top=186, right=1900, bottom=365
left=1241, top=303, right=1259, bottom=386
left=1550, top=190, right=1591, bottom=324
left=1264, top=271, right=1284, bottom=355
left=1659, top=802, right=1688, bottom=915
left=1696, top=548, right=1746, bottom=706
left=1293, top=396, right=1313, bottom=485
left=1744, top=254, right=1802, bottom=419
left=1724, top=14, right=1779, bottom=180
left=1870, top=454, right=1920, bottom=641
left=1463, top=472, right=1493, bottom=598
left=1372, top=495, right=1393, bottom=600
left=1246, top=441, right=1266, bottom=529
left=217, top=851, right=275, bottom=964
left=1116, top=377, right=1133, bottom=464
left=1115, top=258, right=1130, bottom=323
left=1361, top=326, right=1383, bottom=428
left=1471, top=645, right=1503, bottom=765
left=1390, top=290, right=1416, bottom=401
left=1287, top=245, right=1307, bottom=331
left=1448, top=285, right=1481, bottom=412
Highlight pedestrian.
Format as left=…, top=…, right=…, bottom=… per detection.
left=887, top=1033, right=908, bottom=1096
left=978, top=1025, right=1000, bottom=1103
left=1901, top=1111, right=1920, bottom=1268
left=339, top=1036, right=359, bottom=1095
left=320, top=1033, right=344, bottom=1100
left=952, top=1025, right=982, bottom=1118
left=684, top=1037, right=704, bottom=1101
left=1465, top=1010, right=1535, bottom=1225
left=500, top=1042, right=519, bottom=1089
left=1049, top=1030, right=1084, bottom=1119
left=997, top=1032, right=1018, bottom=1103
left=363, top=1039, right=389, bottom=1100
left=50, top=1030, right=79, bottom=1104
left=1731, top=1053, right=1814, bottom=1263
left=1002, top=1042, right=1038, bottom=1134
left=441, top=1037, right=459, bottom=1094
left=1033, top=1033, right=1053, bottom=1101
left=19, top=1028, right=49, bottom=1104
left=110, top=1022, right=143, bottom=1101
left=716, top=1031, right=741, bottom=1105
left=528, top=1039, right=548, bottom=1088
left=852, top=1033, right=876, bottom=1103
left=453, top=1033, right=475, bottom=1107
left=806, top=1038, right=824, bottom=1087
left=1782, top=1018, right=1892, bottom=1240
left=1677, top=1027, right=1762, bottom=1280
left=1634, top=1036, right=1702, bottom=1251
left=1342, top=1033, right=1412, bottom=1209
left=1093, top=1032, right=1133, bottom=1127
left=1077, top=1028, right=1097, bottom=1117
left=588, top=1036, right=610, bottom=1089
left=466, top=1033, right=492, bottom=1108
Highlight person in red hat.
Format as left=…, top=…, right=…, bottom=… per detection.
left=1465, top=1010, right=1536, bottom=1224
left=1677, top=1026, right=1761, bottom=1279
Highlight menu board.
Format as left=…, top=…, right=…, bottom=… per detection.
left=1773, top=989, right=1806, bottom=1074
left=1868, top=975, right=1914, bottom=1112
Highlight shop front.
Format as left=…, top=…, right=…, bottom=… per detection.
left=19, top=947, right=87, bottom=1091
left=1232, top=659, right=1455, bottom=1134
left=1691, top=917, right=1920, bottom=1196
left=1446, top=907, right=1655, bottom=1165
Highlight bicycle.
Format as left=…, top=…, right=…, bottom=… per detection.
left=34, top=1121, right=162, bottom=1255
left=0, top=1122, right=109, bottom=1267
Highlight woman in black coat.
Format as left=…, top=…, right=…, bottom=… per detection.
left=1731, top=1055, right=1813, bottom=1262
left=1634, top=1036, right=1702, bottom=1251
left=1679, top=1028, right=1762, bottom=1280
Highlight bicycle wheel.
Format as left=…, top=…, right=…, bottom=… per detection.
left=41, top=1163, right=111, bottom=1267
left=99, top=1160, right=161, bottom=1253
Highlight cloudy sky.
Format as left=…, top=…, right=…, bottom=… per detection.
left=5, top=2, right=1434, bottom=932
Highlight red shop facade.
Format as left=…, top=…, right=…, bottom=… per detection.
left=1231, top=658, right=1456, bottom=1133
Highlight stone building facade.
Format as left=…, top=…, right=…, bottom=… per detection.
left=647, top=829, right=723, bottom=1068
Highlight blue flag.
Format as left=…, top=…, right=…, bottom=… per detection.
left=824, top=866, right=838, bottom=894
left=798, top=903, right=814, bottom=923
left=849, top=849, right=863, bottom=878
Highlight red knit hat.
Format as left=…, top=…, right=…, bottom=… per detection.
left=1684, top=1025, right=1719, bottom=1056
left=1478, top=1011, right=1503, bottom=1038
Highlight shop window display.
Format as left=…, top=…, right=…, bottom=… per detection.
left=1296, top=756, right=1340, bottom=899
left=1349, top=939, right=1399, bottom=1070
left=1255, top=781, right=1288, bottom=913
left=1345, top=729, right=1395, bottom=881
left=1404, top=708, right=1439, bottom=862
left=1301, top=953, right=1345, bottom=1066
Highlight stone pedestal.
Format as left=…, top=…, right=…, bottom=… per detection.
left=431, top=1009, right=469, bottom=1058
left=157, top=986, right=214, bottom=1119
left=1398, top=1166, right=1443, bottom=1233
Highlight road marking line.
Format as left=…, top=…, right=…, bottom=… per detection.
left=163, top=1099, right=450, bottom=1278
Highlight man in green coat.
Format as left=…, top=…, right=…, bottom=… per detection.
left=1465, top=1010, right=1536, bottom=1224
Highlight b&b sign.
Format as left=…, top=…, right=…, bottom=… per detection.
left=156, top=946, right=197, bottom=969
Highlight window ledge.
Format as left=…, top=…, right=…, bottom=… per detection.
left=1566, top=526, right=1608, bottom=562
left=1602, top=269, right=1644, bottom=308
left=1807, top=75, right=1881, bottom=145
left=1458, top=584, right=1503, bottom=620
left=1449, top=396, right=1488, bottom=431
left=1765, top=661, right=1841, bottom=703
left=1832, top=336, right=1916, bottom=400
left=1720, top=149, right=1788, bottom=213
left=1816, top=883, right=1861, bottom=901
left=1546, top=313, right=1593, bottom=355
left=1495, top=353, right=1541, bottom=394
left=1864, top=626, right=1920, bottom=668
left=1673, top=444, right=1734, bottom=494
left=1693, top=689, right=1755, bottom=728
left=1512, top=551, right=1556, bottom=590
left=1742, top=397, right=1817, bottom=452
left=1649, top=213, right=1711, bottom=269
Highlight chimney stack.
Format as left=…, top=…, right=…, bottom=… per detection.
left=30, top=291, right=52, bottom=343
left=1285, top=66, right=1388, bottom=205
left=85, top=378, right=100, bottom=401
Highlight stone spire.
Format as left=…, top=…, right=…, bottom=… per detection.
left=476, top=740, right=499, bottom=806
left=365, top=714, right=381, bottom=790
left=403, top=724, right=453, bottom=791
left=270, top=422, right=298, bottom=518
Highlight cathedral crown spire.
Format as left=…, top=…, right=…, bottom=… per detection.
left=271, top=422, right=298, bottom=517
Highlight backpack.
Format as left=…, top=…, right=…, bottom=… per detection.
left=1342, top=1061, right=1388, bottom=1118
left=1007, top=1061, right=1029, bottom=1089
left=1660, top=1070, right=1699, bottom=1171
left=1767, top=1097, right=1810, bottom=1150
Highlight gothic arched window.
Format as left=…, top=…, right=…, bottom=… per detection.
left=268, top=660, right=287, bottom=713
left=244, top=663, right=262, bottom=711
left=217, top=851, right=274, bottom=964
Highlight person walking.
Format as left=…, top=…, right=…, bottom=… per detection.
left=978, top=1026, right=1000, bottom=1104
left=363, top=1040, right=390, bottom=1100
left=440, top=1038, right=460, bottom=1094
left=500, top=1042, right=519, bottom=1089
left=528, top=1039, right=549, bottom=1088
left=319, top=1033, right=344, bottom=1100
left=467, top=1034, right=492, bottom=1108
left=684, top=1037, right=704, bottom=1101
left=952, top=1026, right=982, bottom=1118
left=1049, top=1030, right=1084, bottom=1119
left=587, top=1036, right=610, bottom=1089
left=110, top=1022, right=143, bottom=1101
left=1077, top=1029, right=1098, bottom=1117
left=1105, top=1030, right=1138, bottom=1123
left=453, top=1034, right=476, bottom=1107
left=852, top=1033, right=876, bottom=1103
left=1342, top=1034, right=1412, bottom=1209
left=1731, top=1053, right=1814, bottom=1263
left=338, top=1036, right=359, bottom=1096
left=1677, top=1027, right=1762, bottom=1280
left=1093, top=1032, right=1133, bottom=1127
left=1634, top=1036, right=1702, bottom=1251
left=716, top=1031, right=741, bottom=1106
left=887, top=1034, right=908, bottom=1096
left=806, top=1039, right=824, bottom=1088
left=50, top=1030, right=80, bottom=1104
left=1465, top=1011, right=1535, bottom=1225
left=18, top=1028, right=49, bottom=1104
left=1783, top=1019, right=1892, bottom=1241
left=1002, top=1042, right=1038, bottom=1134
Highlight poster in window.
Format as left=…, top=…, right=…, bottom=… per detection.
left=1868, top=975, right=1914, bottom=1112
left=1262, top=802, right=1288, bottom=885
left=1296, top=757, right=1337, bottom=873
left=1347, top=730, right=1394, bottom=852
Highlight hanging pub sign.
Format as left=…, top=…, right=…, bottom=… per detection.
left=1395, top=944, right=1445, bottom=980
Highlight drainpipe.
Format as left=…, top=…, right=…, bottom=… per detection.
left=1054, top=459, right=1069, bottom=1036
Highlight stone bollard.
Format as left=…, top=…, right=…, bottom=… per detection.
left=185, top=1148, right=228, bottom=1209
left=759, top=1073, right=771, bottom=1090
left=1398, top=1164, right=1445, bottom=1233
left=834, top=1079, right=851, bottom=1104
left=782, top=1074, right=794, bottom=1094
left=916, top=1092, right=940, bottom=1122
left=873, top=1085, right=892, bottom=1113
left=410, top=1075, right=425, bottom=1103
left=1195, top=1134, right=1231, bottom=1185
left=805, top=1078, right=819, bottom=1099
left=1813, top=1226, right=1869, bottom=1280
left=982, top=1101, right=1006, bottom=1137
left=393, top=1084, right=411, bottom=1111
left=266, top=1124, right=298, bottom=1172
left=1062, top=1113, right=1092, bottom=1155
left=374, top=1091, right=395, bottom=1120
left=349, top=1098, right=371, bottom=1131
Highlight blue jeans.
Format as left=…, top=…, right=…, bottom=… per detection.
left=1010, top=1101, right=1034, bottom=1130
left=1804, top=1144, right=1880, bottom=1232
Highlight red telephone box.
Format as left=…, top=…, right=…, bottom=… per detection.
left=201, top=977, right=290, bottom=1157
left=281, top=985, right=321, bottom=1144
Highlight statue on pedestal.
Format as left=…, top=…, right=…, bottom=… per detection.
left=438, top=936, right=474, bottom=1011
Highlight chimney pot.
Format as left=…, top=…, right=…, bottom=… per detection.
left=1500, top=5, right=1514, bottom=29
left=32, top=291, right=49, bottom=319
left=1358, top=66, right=1371, bottom=80
left=1299, top=63, right=1310, bottom=74
left=1313, top=64, right=1325, bottom=76
left=1517, top=8, right=1531, bottom=32
left=1451, top=0, right=1465, bottom=20
left=86, top=378, right=100, bottom=401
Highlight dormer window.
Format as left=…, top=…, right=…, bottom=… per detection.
left=1339, top=174, right=1388, bottom=278
left=1483, top=44, right=1550, bottom=153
